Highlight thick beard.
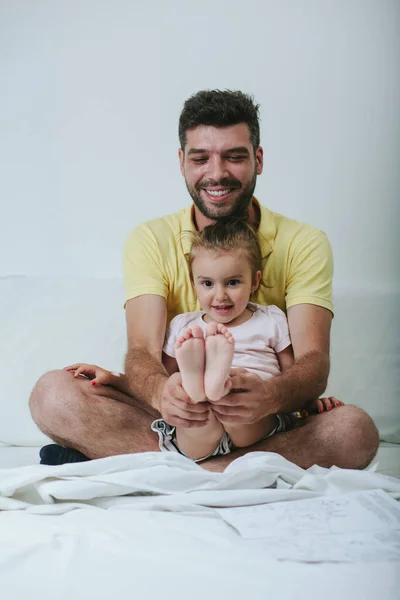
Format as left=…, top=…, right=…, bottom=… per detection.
left=185, top=170, right=257, bottom=220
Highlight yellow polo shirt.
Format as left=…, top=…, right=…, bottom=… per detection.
left=123, top=200, right=333, bottom=324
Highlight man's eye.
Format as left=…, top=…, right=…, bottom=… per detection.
left=192, top=158, right=207, bottom=164
left=227, top=156, right=245, bottom=162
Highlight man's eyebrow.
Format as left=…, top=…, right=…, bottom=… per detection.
left=187, top=146, right=250, bottom=156
left=223, top=146, right=250, bottom=155
left=187, top=148, right=208, bottom=156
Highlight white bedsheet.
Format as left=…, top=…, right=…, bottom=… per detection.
left=1, top=440, right=400, bottom=476
left=1, top=451, right=400, bottom=514
left=0, top=452, right=399, bottom=600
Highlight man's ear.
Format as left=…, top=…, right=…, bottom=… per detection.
left=255, top=146, right=263, bottom=175
left=178, top=148, right=185, bottom=176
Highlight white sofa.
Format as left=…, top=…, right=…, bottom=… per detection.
left=0, top=276, right=399, bottom=476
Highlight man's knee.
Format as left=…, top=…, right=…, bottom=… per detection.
left=29, top=369, right=79, bottom=427
left=335, top=405, right=379, bottom=469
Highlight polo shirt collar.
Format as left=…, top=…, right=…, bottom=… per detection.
left=181, top=198, right=276, bottom=257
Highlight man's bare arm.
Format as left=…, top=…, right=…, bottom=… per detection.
left=124, top=295, right=210, bottom=427
left=124, top=295, right=169, bottom=412
left=266, top=303, right=332, bottom=413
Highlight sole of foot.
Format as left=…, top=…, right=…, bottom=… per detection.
left=175, top=326, right=206, bottom=403
left=204, top=321, right=234, bottom=401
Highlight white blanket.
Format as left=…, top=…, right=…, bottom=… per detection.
left=1, top=452, right=399, bottom=600
left=1, top=451, right=400, bottom=514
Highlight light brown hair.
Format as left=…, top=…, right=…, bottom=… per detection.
left=187, top=218, right=265, bottom=289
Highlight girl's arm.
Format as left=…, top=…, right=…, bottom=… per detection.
left=162, top=351, right=179, bottom=375
left=276, top=345, right=295, bottom=372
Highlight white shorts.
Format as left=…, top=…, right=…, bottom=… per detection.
left=151, top=414, right=291, bottom=463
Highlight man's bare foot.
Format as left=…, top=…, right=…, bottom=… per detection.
left=175, top=326, right=206, bottom=403
left=204, top=322, right=234, bottom=401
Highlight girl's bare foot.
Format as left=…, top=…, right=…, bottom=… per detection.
left=204, top=322, right=234, bottom=401
left=175, top=326, right=206, bottom=403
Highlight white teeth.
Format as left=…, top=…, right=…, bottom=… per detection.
left=205, top=189, right=232, bottom=197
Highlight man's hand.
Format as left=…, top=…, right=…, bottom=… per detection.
left=210, top=369, right=269, bottom=425
left=160, top=372, right=210, bottom=428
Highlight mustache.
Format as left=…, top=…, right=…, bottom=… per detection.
left=195, top=178, right=241, bottom=190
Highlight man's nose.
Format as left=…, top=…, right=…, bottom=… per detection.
left=207, top=156, right=229, bottom=181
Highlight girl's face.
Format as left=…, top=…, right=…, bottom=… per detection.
left=191, top=248, right=261, bottom=327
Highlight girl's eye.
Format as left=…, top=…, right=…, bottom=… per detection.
left=228, top=279, right=240, bottom=286
left=202, top=280, right=213, bottom=287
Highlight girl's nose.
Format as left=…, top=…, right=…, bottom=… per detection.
left=214, top=286, right=228, bottom=301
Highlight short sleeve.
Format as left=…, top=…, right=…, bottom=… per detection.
left=267, top=305, right=292, bottom=353
left=163, top=315, right=181, bottom=357
left=123, top=224, right=169, bottom=307
left=285, top=230, right=334, bottom=313
left=162, top=313, right=201, bottom=357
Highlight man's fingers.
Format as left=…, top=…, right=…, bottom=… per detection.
left=228, top=374, right=249, bottom=391
left=211, top=392, right=247, bottom=407
left=173, top=396, right=210, bottom=413
left=173, top=405, right=209, bottom=422
left=170, top=417, right=208, bottom=428
left=170, top=386, right=192, bottom=404
left=229, top=368, right=248, bottom=377
left=211, top=403, right=248, bottom=418
left=169, top=386, right=210, bottom=410
left=174, top=399, right=209, bottom=415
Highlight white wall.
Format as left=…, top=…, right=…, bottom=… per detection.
left=0, top=0, right=399, bottom=289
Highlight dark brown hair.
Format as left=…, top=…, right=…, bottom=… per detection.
left=179, top=90, right=261, bottom=152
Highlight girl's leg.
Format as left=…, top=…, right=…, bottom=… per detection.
left=225, top=415, right=280, bottom=448
left=175, top=410, right=225, bottom=461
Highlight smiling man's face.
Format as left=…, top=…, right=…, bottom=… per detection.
left=179, top=123, right=263, bottom=222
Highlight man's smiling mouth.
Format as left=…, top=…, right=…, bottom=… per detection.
left=204, top=189, right=234, bottom=197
